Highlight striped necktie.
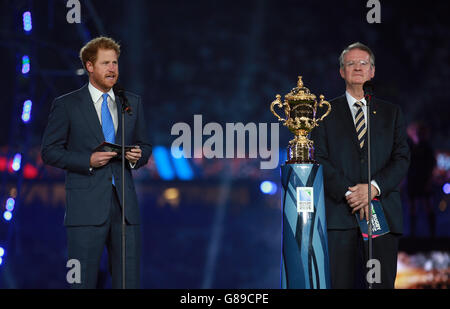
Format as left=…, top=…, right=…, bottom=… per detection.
left=354, top=101, right=366, bottom=148
left=101, top=93, right=115, bottom=185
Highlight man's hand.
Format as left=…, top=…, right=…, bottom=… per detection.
left=346, top=184, right=379, bottom=220
left=358, top=207, right=369, bottom=222
left=90, top=151, right=117, bottom=168
left=125, top=146, right=142, bottom=165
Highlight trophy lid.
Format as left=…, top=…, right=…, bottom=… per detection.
left=284, top=76, right=317, bottom=102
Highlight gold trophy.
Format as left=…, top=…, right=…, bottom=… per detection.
left=270, top=76, right=331, bottom=164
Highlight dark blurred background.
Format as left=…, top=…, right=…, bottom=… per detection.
left=0, top=0, right=448, bottom=288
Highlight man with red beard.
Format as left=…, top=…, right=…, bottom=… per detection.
left=41, top=37, right=152, bottom=288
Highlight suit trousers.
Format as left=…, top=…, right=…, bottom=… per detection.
left=327, top=229, right=400, bottom=289
left=66, top=186, right=141, bottom=289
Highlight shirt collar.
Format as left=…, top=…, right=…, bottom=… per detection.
left=345, top=91, right=366, bottom=109
left=88, top=82, right=115, bottom=104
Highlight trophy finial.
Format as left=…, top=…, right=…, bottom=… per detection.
left=297, top=76, right=303, bottom=88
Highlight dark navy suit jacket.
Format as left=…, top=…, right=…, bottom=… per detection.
left=41, top=84, right=152, bottom=226
left=311, top=95, right=410, bottom=233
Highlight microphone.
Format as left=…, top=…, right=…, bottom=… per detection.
left=363, top=80, right=374, bottom=102
left=113, top=83, right=132, bottom=115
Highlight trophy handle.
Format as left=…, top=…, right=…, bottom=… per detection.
left=270, top=94, right=288, bottom=122
left=316, top=95, right=331, bottom=123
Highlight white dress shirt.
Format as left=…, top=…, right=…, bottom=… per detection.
left=88, top=82, right=136, bottom=169
left=345, top=91, right=368, bottom=127
left=88, top=82, right=118, bottom=134
left=345, top=91, right=381, bottom=197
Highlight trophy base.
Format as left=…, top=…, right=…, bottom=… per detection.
left=281, top=164, right=331, bottom=288
left=286, top=141, right=316, bottom=164
left=286, top=158, right=317, bottom=165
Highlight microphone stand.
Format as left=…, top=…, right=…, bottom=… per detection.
left=113, top=84, right=132, bottom=289
left=365, top=92, right=373, bottom=290
left=120, top=101, right=127, bottom=289
left=116, top=85, right=132, bottom=290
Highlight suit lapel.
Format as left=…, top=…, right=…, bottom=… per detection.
left=115, top=96, right=123, bottom=145
left=336, top=95, right=362, bottom=153
left=368, top=98, right=379, bottom=134
left=78, top=84, right=105, bottom=145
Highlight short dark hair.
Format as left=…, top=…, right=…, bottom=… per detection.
left=339, top=42, right=375, bottom=68
left=79, top=36, right=121, bottom=70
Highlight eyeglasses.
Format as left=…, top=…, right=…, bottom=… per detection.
left=344, top=60, right=371, bottom=68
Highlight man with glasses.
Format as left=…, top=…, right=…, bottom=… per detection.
left=311, top=42, right=410, bottom=288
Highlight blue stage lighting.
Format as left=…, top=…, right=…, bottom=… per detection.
left=170, top=148, right=194, bottom=180
left=443, top=183, right=450, bottom=195
left=12, top=153, right=22, bottom=172
left=22, top=55, right=30, bottom=74
left=0, top=257, right=3, bottom=266
left=153, top=146, right=175, bottom=180
left=5, top=198, right=15, bottom=212
left=260, top=181, right=277, bottom=195
left=22, top=100, right=32, bottom=123
left=23, top=11, right=32, bottom=32
left=3, top=211, right=12, bottom=221
left=0, top=247, right=4, bottom=257
left=279, top=148, right=287, bottom=166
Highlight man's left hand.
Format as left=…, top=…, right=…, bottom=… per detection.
left=125, top=146, right=142, bottom=165
left=346, top=184, right=379, bottom=217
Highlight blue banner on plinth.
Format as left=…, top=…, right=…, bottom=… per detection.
left=280, top=164, right=331, bottom=289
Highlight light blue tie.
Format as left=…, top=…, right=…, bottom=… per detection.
left=101, top=93, right=115, bottom=185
